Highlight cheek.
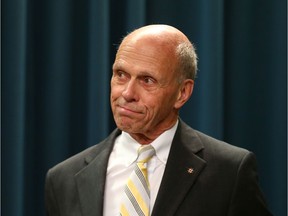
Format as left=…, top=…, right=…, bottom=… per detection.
left=110, top=85, right=122, bottom=100
left=152, top=92, right=177, bottom=112
left=142, top=96, right=162, bottom=116
left=110, top=89, right=120, bottom=111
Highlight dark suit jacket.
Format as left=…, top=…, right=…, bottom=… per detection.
left=45, top=120, right=272, bottom=216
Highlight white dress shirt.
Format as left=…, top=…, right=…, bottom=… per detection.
left=103, top=121, right=178, bottom=216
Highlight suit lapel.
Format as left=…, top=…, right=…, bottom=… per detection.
left=75, top=129, right=120, bottom=216
left=152, top=120, right=206, bottom=216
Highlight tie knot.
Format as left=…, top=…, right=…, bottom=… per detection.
left=137, top=145, right=155, bottom=163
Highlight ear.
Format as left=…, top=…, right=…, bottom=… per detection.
left=174, top=79, right=194, bottom=109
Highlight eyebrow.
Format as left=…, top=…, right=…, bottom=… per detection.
left=137, top=70, right=156, bottom=77
left=112, top=62, right=156, bottom=77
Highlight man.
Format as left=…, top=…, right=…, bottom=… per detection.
left=45, top=24, right=272, bottom=216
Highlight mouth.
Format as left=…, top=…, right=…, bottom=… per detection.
left=117, top=105, right=143, bottom=116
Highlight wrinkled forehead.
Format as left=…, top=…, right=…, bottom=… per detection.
left=115, top=36, right=177, bottom=70
left=117, top=32, right=178, bottom=61
left=113, top=31, right=180, bottom=80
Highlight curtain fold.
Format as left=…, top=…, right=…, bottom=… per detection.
left=2, top=0, right=286, bottom=215
left=2, top=0, right=28, bottom=214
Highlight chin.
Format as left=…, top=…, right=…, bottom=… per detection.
left=116, top=121, right=133, bottom=130
left=116, top=122, right=142, bottom=133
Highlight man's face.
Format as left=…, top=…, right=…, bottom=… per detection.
left=110, top=36, right=182, bottom=138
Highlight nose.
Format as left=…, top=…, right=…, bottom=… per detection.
left=122, top=79, right=139, bottom=102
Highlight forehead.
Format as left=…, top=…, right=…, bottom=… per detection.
left=114, top=36, right=177, bottom=72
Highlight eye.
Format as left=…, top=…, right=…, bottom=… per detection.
left=142, top=76, right=156, bottom=84
left=112, top=70, right=130, bottom=84
left=114, top=70, right=128, bottom=80
left=116, top=71, right=125, bottom=78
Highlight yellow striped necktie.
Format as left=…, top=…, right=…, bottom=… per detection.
left=120, top=145, right=155, bottom=216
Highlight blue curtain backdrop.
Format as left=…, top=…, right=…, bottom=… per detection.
left=2, top=0, right=286, bottom=215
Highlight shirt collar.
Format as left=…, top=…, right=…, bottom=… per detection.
left=115, top=120, right=178, bottom=167
left=150, top=120, right=178, bottom=164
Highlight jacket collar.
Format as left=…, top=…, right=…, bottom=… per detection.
left=152, top=119, right=206, bottom=216
left=74, top=129, right=120, bottom=216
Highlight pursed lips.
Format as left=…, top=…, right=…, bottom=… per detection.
left=117, top=104, right=143, bottom=115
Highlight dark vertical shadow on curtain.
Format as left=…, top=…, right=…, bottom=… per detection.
left=2, top=0, right=27, bottom=214
left=2, top=0, right=286, bottom=215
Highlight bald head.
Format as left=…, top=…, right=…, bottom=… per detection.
left=111, top=24, right=196, bottom=143
left=125, top=24, right=188, bottom=44
left=119, top=24, right=198, bottom=80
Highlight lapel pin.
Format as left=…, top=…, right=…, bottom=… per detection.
left=187, top=168, right=194, bottom=174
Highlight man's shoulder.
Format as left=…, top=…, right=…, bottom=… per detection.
left=196, top=130, right=250, bottom=158
left=179, top=120, right=251, bottom=162
left=47, top=129, right=120, bottom=177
